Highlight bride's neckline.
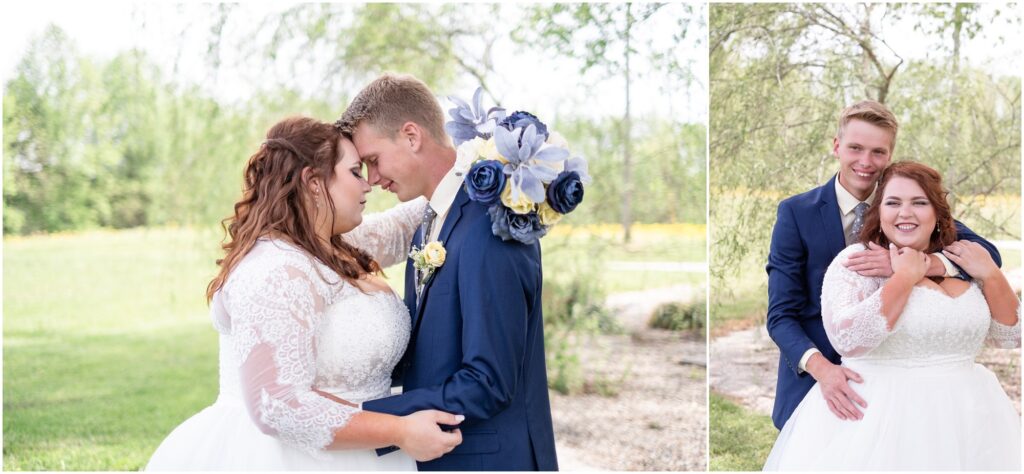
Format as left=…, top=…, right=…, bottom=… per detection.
left=914, top=280, right=975, bottom=300
left=256, top=237, right=399, bottom=297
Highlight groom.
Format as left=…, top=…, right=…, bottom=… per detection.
left=766, top=100, right=1002, bottom=430
left=338, top=74, right=558, bottom=471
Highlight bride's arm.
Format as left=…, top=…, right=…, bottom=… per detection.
left=942, top=240, right=1020, bottom=348
left=341, top=198, right=427, bottom=268
left=821, top=245, right=899, bottom=357
left=977, top=270, right=1020, bottom=349
left=225, top=256, right=459, bottom=457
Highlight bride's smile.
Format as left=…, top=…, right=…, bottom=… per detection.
left=879, top=176, right=936, bottom=250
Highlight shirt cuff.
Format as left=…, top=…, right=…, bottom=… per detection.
left=798, top=347, right=821, bottom=373
left=358, top=402, right=364, bottom=410
left=934, top=253, right=960, bottom=278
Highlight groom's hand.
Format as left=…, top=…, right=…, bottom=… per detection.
left=805, top=353, right=867, bottom=421
left=844, top=242, right=893, bottom=277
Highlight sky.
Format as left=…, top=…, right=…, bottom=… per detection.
left=2, top=2, right=1020, bottom=125
left=0, top=1, right=709, bottom=124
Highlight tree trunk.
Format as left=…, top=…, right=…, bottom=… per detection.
left=859, top=4, right=876, bottom=100
left=947, top=3, right=966, bottom=198
left=621, top=3, right=634, bottom=243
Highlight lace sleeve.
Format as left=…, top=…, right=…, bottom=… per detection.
left=986, top=303, right=1022, bottom=349
left=821, top=245, right=890, bottom=357
left=223, top=250, right=357, bottom=456
left=342, top=198, right=427, bottom=268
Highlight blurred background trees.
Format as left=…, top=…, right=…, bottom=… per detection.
left=3, top=2, right=707, bottom=237
left=710, top=3, right=1020, bottom=316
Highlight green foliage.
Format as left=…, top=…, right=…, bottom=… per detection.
left=520, top=2, right=701, bottom=84
left=709, top=393, right=777, bottom=471
left=649, top=300, right=707, bottom=332
left=516, top=3, right=706, bottom=241
left=557, top=116, right=707, bottom=225
left=2, top=26, right=256, bottom=234
left=4, top=8, right=704, bottom=236
left=541, top=245, right=613, bottom=395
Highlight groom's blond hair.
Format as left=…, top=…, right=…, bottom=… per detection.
left=338, top=73, right=450, bottom=146
left=837, top=100, right=899, bottom=153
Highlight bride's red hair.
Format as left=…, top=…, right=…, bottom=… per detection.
left=206, top=116, right=380, bottom=302
left=858, top=161, right=957, bottom=254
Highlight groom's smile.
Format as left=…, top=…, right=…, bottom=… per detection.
left=833, top=119, right=893, bottom=201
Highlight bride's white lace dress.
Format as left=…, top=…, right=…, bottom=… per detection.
left=146, top=200, right=425, bottom=470
left=765, top=244, right=1022, bottom=471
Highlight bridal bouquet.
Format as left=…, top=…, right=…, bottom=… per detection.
left=445, top=88, right=591, bottom=245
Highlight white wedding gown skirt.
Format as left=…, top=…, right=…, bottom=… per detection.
left=147, top=223, right=426, bottom=471
left=764, top=358, right=1021, bottom=471
left=765, top=245, right=1022, bottom=471
left=147, top=396, right=415, bottom=470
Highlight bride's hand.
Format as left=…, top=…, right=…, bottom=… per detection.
left=397, top=410, right=464, bottom=462
left=889, top=244, right=928, bottom=283
left=943, top=240, right=999, bottom=281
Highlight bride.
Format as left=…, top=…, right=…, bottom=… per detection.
left=764, top=161, right=1021, bottom=470
left=146, top=116, right=462, bottom=470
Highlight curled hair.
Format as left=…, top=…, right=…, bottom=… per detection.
left=206, top=116, right=381, bottom=302
left=858, top=161, right=957, bottom=253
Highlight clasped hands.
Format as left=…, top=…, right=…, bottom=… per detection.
left=843, top=240, right=997, bottom=280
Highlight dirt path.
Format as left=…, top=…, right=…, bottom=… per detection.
left=551, top=285, right=708, bottom=471
left=710, top=325, right=1021, bottom=416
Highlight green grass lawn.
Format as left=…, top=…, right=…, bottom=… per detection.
left=3, top=224, right=703, bottom=470
left=3, top=228, right=224, bottom=470
left=542, top=224, right=706, bottom=294
left=709, top=392, right=777, bottom=471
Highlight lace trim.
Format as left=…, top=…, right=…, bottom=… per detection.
left=259, top=389, right=358, bottom=459
left=986, top=304, right=1022, bottom=349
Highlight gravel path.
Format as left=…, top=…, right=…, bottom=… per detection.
left=551, top=285, right=708, bottom=471
left=710, top=325, right=1021, bottom=416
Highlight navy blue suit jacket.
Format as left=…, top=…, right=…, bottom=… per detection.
left=765, top=174, right=1001, bottom=430
left=362, top=187, right=558, bottom=471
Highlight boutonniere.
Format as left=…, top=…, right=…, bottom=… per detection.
left=410, top=241, right=446, bottom=280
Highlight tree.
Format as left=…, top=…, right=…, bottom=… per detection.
left=709, top=3, right=1019, bottom=309
left=517, top=3, right=702, bottom=242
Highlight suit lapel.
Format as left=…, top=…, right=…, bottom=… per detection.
left=817, top=174, right=846, bottom=258
left=412, top=187, right=471, bottom=328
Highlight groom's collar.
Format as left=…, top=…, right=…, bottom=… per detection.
left=427, top=163, right=465, bottom=220
left=834, top=172, right=876, bottom=215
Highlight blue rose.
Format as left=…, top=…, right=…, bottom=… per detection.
left=465, top=160, right=506, bottom=205
left=508, top=211, right=548, bottom=245
left=488, top=205, right=549, bottom=245
left=489, top=205, right=514, bottom=241
left=546, top=171, right=585, bottom=214
left=499, top=111, right=549, bottom=144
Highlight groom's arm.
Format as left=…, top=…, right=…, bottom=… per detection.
left=845, top=220, right=1001, bottom=280
left=951, top=220, right=1002, bottom=281
left=765, top=200, right=817, bottom=376
left=363, top=222, right=533, bottom=422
